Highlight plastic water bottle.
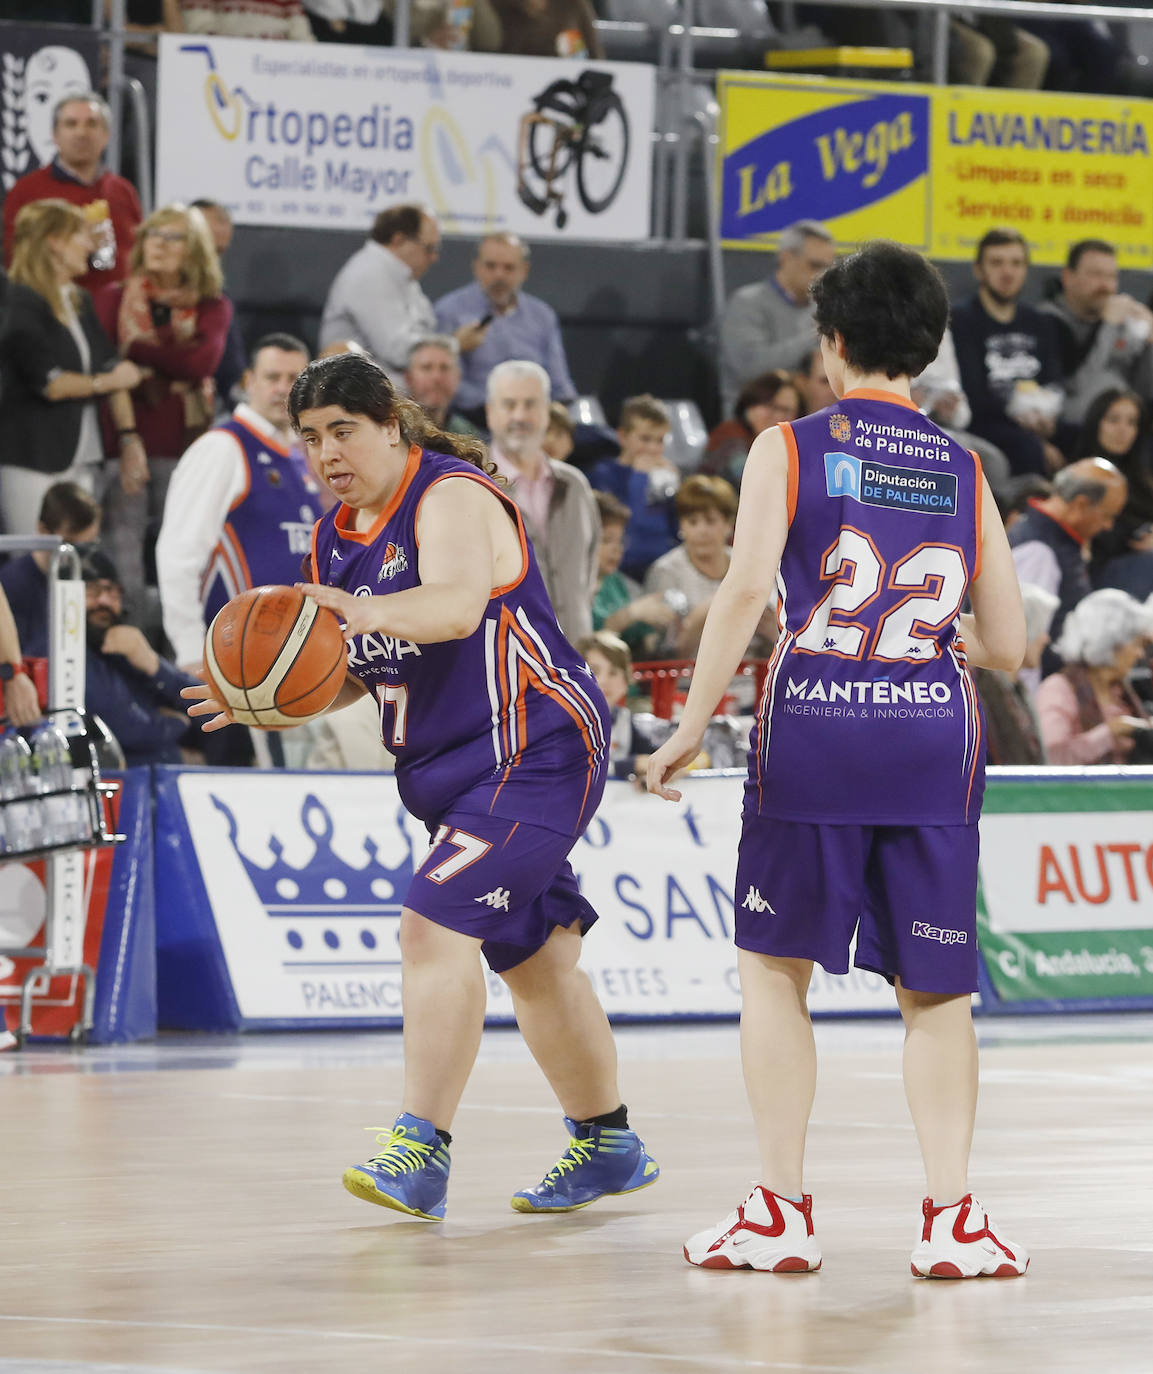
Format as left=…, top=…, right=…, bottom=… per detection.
left=32, top=722, right=71, bottom=848
left=0, top=728, right=41, bottom=853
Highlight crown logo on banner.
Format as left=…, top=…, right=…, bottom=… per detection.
left=210, top=791, right=417, bottom=916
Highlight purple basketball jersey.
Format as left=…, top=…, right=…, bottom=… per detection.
left=748, top=390, right=985, bottom=826
left=311, top=446, right=610, bottom=836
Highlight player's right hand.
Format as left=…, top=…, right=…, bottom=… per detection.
left=181, top=681, right=235, bottom=733
left=645, top=726, right=704, bottom=802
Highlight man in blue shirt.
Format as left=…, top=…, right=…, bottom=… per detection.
left=434, top=233, right=577, bottom=418
left=0, top=481, right=100, bottom=647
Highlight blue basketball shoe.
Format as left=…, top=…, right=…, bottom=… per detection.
left=342, top=1113, right=450, bottom=1220
left=511, top=1116, right=660, bottom=1213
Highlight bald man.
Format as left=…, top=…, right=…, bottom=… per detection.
left=434, top=232, right=576, bottom=417
left=1009, top=457, right=1128, bottom=675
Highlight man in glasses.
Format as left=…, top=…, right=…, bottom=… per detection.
left=320, top=202, right=442, bottom=385
left=719, top=219, right=836, bottom=414
left=1, top=92, right=142, bottom=293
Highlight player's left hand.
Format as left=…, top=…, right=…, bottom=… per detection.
left=181, top=681, right=235, bottom=733
left=645, top=726, right=705, bottom=802
left=297, top=583, right=381, bottom=640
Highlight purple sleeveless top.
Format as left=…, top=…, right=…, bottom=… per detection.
left=748, top=390, right=985, bottom=826
left=311, top=446, right=610, bottom=835
left=202, top=414, right=319, bottom=625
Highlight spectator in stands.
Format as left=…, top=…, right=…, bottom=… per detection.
left=180, top=0, right=315, bottom=39
left=1036, top=588, right=1153, bottom=764
left=320, top=203, right=440, bottom=384
left=719, top=220, right=834, bottom=413
left=23, top=546, right=203, bottom=766
left=577, top=631, right=663, bottom=780
left=796, top=347, right=836, bottom=414
left=590, top=489, right=676, bottom=655
left=304, top=0, right=393, bottom=43
left=1009, top=457, right=1128, bottom=675
left=387, top=0, right=501, bottom=47
left=913, top=327, right=1013, bottom=496
left=403, top=336, right=481, bottom=437
left=952, top=227, right=1064, bottom=476
left=1, top=92, right=143, bottom=296
left=1040, top=239, right=1153, bottom=431
left=543, top=402, right=575, bottom=462
left=589, top=395, right=678, bottom=581
left=434, top=233, right=576, bottom=421
left=644, top=474, right=741, bottom=660
left=0, top=481, right=100, bottom=647
left=0, top=201, right=146, bottom=535
left=972, top=582, right=1058, bottom=765
left=0, top=585, right=41, bottom=728
left=117, top=0, right=185, bottom=54
left=1020, top=12, right=1153, bottom=97
left=1074, top=388, right=1153, bottom=598
left=701, top=369, right=803, bottom=490
left=94, top=202, right=231, bottom=617
left=997, top=473, right=1053, bottom=533
left=191, top=197, right=246, bottom=413
left=491, top=0, right=601, bottom=57
left=156, top=333, right=315, bottom=674
left=486, top=359, right=598, bottom=641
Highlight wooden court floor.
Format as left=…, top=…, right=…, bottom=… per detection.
left=1, top=1016, right=1151, bottom=1374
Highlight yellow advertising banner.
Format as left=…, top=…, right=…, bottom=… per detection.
left=717, top=73, right=1153, bottom=268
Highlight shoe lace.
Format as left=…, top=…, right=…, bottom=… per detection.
left=544, top=1132, right=596, bottom=1183
left=363, top=1124, right=436, bottom=1177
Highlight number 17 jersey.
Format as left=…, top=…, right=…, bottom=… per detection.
left=748, top=389, right=985, bottom=827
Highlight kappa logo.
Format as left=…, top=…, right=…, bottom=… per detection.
left=476, top=887, right=511, bottom=911
left=829, top=413, right=852, bottom=444
left=331, top=548, right=343, bottom=561
left=911, top=921, right=967, bottom=946
left=378, top=541, right=409, bottom=582
left=742, top=886, right=775, bottom=914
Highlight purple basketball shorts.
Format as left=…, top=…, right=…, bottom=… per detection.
left=404, top=810, right=597, bottom=974
left=733, top=816, right=980, bottom=995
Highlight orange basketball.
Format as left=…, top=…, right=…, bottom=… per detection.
left=203, top=585, right=347, bottom=728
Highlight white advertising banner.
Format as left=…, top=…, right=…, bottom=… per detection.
left=175, top=771, right=895, bottom=1025
left=156, top=35, right=654, bottom=239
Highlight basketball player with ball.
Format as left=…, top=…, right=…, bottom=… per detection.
left=647, top=243, right=1030, bottom=1279
left=184, top=352, right=658, bottom=1222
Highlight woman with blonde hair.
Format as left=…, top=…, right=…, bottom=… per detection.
left=94, top=202, right=232, bottom=611
left=0, top=199, right=146, bottom=533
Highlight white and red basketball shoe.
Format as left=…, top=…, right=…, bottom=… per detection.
left=911, top=1194, right=1029, bottom=1278
left=684, top=1185, right=822, bottom=1272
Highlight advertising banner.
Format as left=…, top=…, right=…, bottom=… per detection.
left=0, top=23, right=102, bottom=199
left=716, top=73, right=1153, bottom=268
left=978, top=775, right=1153, bottom=1007
left=156, top=35, right=653, bottom=240
left=154, top=768, right=894, bottom=1029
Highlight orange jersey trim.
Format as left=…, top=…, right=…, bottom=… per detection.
left=412, top=469, right=529, bottom=598
left=841, top=387, right=919, bottom=411
left=779, top=421, right=800, bottom=526
left=231, top=414, right=291, bottom=459
left=334, top=443, right=422, bottom=546
left=969, top=448, right=984, bottom=582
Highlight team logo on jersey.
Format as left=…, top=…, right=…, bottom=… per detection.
left=824, top=453, right=957, bottom=516
left=741, top=886, right=775, bottom=914
left=476, top=887, right=511, bottom=911
left=266, top=468, right=282, bottom=487
left=828, top=413, right=852, bottom=443
left=378, top=542, right=409, bottom=582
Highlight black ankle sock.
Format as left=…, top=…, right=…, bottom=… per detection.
left=435, top=1128, right=452, bottom=1147
left=582, top=1104, right=628, bottom=1131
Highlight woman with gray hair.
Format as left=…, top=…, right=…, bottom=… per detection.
left=973, top=581, right=1060, bottom=764
left=1035, top=587, right=1153, bottom=763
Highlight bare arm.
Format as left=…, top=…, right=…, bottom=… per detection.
left=646, top=427, right=788, bottom=798
left=958, top=474, right=1027, bottom=672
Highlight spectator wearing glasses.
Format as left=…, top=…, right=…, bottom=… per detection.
left=319, top=203, right=440, bottom=384
left=719, top=220, right=835, bottom=414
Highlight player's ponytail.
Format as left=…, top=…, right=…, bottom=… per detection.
left=288, top=352, right=501, bottom=481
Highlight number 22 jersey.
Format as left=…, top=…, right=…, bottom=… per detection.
left=310, top=445, right=610, bottom=836
left=749, top=389, right=985, bottom=827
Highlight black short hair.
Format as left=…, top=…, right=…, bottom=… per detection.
left=370, top=203, right=425, bottom=246
left=1066, top=238, right=1115, bottom=271
left=249, top=332, right=310, bottom=368
left=810, top=241, right=948, bottom=380
left=975, top=226, right=1029, bottom=265
left=38, top=481, right=99, bottom=536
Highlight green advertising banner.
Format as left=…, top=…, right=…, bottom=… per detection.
left=978, top=777, right=1153, bottom=1005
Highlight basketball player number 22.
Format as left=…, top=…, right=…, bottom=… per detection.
left=794, top=534, right=967, bottom=661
